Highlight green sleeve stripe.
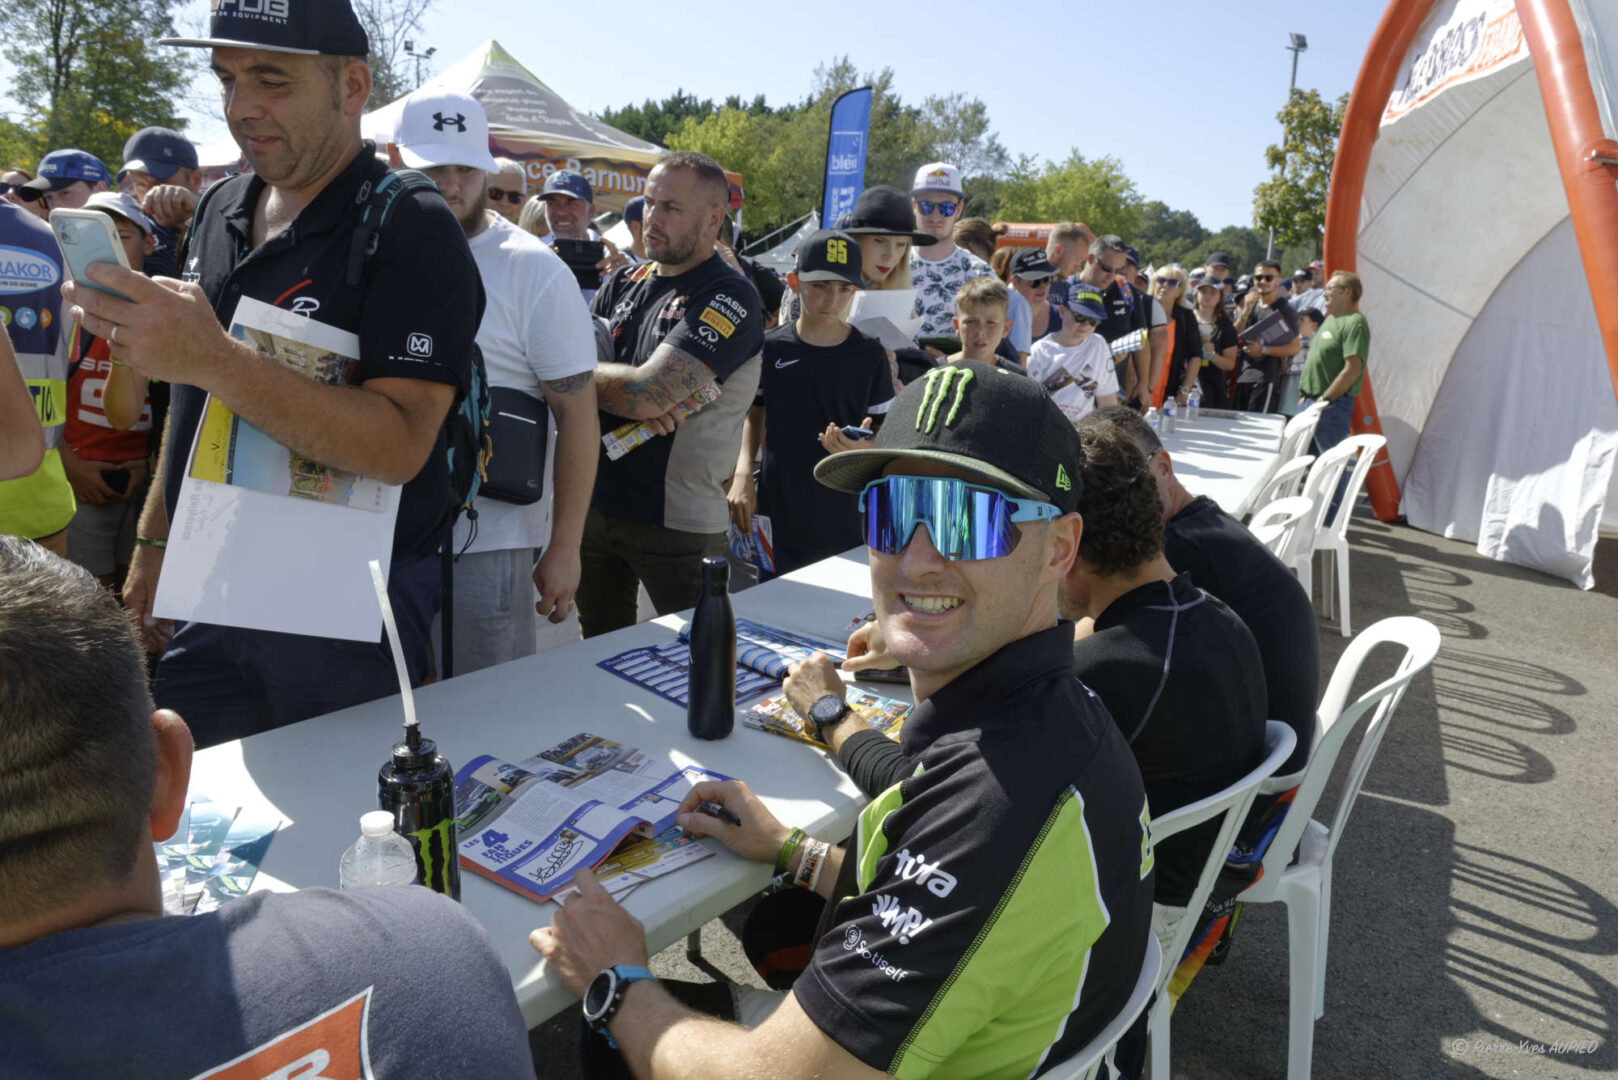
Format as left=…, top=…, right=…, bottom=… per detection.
left=889, top=788, right=1113, bottom=1079
left=856, top=780, right=909, bottom=892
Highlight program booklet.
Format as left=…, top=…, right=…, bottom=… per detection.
left=743, top=686, right=910, bottom=747
left=598, top=619, right=845, bottom=707
left=453, top=732, right=730, bottom=904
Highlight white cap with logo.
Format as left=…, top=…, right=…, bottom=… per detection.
left=394, top=90, right=500, bottom=173
left=911, top=161, right=964, bottom=197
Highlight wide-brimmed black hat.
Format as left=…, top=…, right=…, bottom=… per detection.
left=837, top=186, right=938, bottom=247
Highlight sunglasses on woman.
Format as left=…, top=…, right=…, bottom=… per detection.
left=487, top=187, right=525, bottom=205
left=915, top=200, right=959, bottom=217
left=861, top=475, right=1060, bottom=561
left=1154, top=276, right=1182, bottom=288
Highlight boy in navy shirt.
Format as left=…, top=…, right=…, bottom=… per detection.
left=728, top=230, right=895, bottom=577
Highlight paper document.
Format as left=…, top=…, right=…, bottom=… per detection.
left=848, top=289, right=923, bottom=346
left=154, top=297, right=402, bottom=641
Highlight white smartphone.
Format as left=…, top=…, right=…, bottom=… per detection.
left=48, top=207, right=134, bottom=302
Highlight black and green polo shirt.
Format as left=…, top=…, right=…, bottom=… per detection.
left=796, top=623, right=1155, bottom=1079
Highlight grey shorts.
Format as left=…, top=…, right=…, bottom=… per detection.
left=66, top=490, right=143, bottom=577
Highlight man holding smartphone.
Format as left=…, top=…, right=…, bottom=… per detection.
left=60, top=0, right=482, bottom=745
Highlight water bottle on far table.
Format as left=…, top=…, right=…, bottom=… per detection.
left=1145, top=406, right=1161, bottom=434
left=1162, top=397, right=1177, bottom=433
left=1187, top=385, right=1201, bottom=421
left=339, top=810, right=419, bottom=888
left=688, top=556, right=736, bottom=740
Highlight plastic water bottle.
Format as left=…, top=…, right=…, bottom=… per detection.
left=1145, top=406, right=1161, bottom=434
left=1162, top=397, right=1177, bottom=433
left=339, top=810, right=419, bottom=888
left=1187, top=385, right=1201, bottom=421
left=687, top=557, right=736, bottom=740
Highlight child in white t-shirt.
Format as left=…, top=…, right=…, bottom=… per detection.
left=1026, top=283, right=1119, bottom=423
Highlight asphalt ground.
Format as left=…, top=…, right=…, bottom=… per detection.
left=529, top=515, right=1618, bottom=1079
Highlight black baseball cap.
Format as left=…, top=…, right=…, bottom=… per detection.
left=1010, top=248, right=1057, bottom=279
left=1206, top=251, right=1233, bottom=269
left=815, top=359, right=1083, bottom=513
left=160, top=0, right=369, bottom=55
left=839, top=186, right=938, bottom=247
left=795, top=229, right=863, bottom=287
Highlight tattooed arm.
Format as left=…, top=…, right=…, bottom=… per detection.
left=533, top=369, right=600, bottom=622
left=594, top=343, right=717, bottom=421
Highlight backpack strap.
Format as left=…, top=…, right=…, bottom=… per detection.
left=345, top=167, right=439, bottom=288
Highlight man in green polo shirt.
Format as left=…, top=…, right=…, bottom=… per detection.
left=1299, top=270, right=1370, bottom=520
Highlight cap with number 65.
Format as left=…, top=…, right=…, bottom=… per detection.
left=794, top=229, right=864, bottom=287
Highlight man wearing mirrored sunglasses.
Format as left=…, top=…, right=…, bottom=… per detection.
left=907, top=161, right=992, bottom=340
left=1232, top=259, right=1301, bottom=413
left=536, top=358, right=1154, bottom=1080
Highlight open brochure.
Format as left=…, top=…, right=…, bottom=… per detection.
left=743, top=687, right=910, bottom=747
left=598, top=619, right=846, bottom=707
left=154, top=297, right=402, bottom=641
left=156, top=797, right=283, bottom=916
left=453, top=733, right=731, bottom=904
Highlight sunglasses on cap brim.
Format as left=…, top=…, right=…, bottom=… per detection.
left=862, top=475, right=1060, bottom=561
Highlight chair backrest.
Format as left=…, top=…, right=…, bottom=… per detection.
left=1257, top=617, right=1440, bottom=884
left=1297, top=439, right=1362, bottom=543
left=1245, top=455, right=1315, bottom=519
left=1278, top=401, right=1326, bottom=463
left=1146, top=721, right=1297, bottom=984
left=1248, top=495, right=1315, bottom=561
left=1314, top=433, right=1386, bottom=544
left=1037, top=936, right=1163, bottom=1080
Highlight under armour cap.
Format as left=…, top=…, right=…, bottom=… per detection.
left=394, top=90, right=500, bottom=173
left=159, top=0, right=369, bottom=55
left=814, top=358, right=1083, bottom=514
left=83, top=191, right=155, bottom=237
left=795, top=229, right=863, bottom=287
left=911, top=161, right=964, bottom=197
left=542, top=170, right=593, bottom=203
left=118, top=127, right=198, bottom=182
left=19, top=149, right=112, bottom=194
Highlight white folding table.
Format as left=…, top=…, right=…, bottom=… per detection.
left=188, top=552, right=886, bottom=1028
left=1158, top=409, right=1287, bottom=517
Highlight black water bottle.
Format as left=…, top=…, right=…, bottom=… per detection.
left=687, top=557, right=736, bottom=740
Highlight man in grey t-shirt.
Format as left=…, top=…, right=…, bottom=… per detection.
left=0, top=531, right=532, bottom=1079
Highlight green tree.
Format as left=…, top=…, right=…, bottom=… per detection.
left=997, top=150, right=1142, bottom=238
left=355, top=0, right=437, bottom=108
left=601, top=89, right=719, bottom=148
left=1253, top=89, right=1347, bottom=252
left=4, top=0, right=199, bottom=169
left=1135, top=200, right=1208, bottom=268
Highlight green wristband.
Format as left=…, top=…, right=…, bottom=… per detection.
left=135, top=536, right=167, bottom=549
left=775, top=827, right=806, bottom=875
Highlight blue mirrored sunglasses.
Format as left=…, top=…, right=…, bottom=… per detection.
left=861, top=475, right=1060, bottom=561
left=915, top=199, right=959, bottom=217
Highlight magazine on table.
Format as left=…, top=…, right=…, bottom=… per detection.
left=156, top=797, right=283, bottom=915
left=452, top=732, right=731, bottom=904
left=598, top=619, right=846, bottom=707
left=743, top=686, right=911, bottom=747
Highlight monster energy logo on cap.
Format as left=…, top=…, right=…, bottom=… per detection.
left=916, top=366, right=975, bottom=433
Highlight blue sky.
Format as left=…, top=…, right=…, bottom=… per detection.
left=6, top=2, right=1386, bottom=232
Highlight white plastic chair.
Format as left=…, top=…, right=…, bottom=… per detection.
left=1244, top=457, right=1315, bottom=525
left=1248, top=495, right=1315, bottom=563
left=1143, top=721, right=1298, bottom=1080
left=1280, top=400, right=1327, bottom=464
left=1301, top=434, right=1386, bottom=635
left=1288, top=439, right=1362, bottom=602
left=1238, top=617, right=1440, bottom=1080
left=1039, top=937, right=1163, bottom=1080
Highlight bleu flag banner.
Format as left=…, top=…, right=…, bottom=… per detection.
left=820, top=87, right=874, bottom=228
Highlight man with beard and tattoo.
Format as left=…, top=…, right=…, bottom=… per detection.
left=396, top=90, right=600, bottom=671
left=579, top=151, right=765, bottom=636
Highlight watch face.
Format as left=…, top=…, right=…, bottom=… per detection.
left=809, top=695, right=843, bottom=725
left=584, top=970, right=614, bottom=1019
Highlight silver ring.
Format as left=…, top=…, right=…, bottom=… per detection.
left=109, top=325, right=117, bottom=345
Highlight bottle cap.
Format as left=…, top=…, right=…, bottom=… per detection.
left=701, top=556, right=730, bottom=587
left=391, top=733, right=439, bottom=770
left=361, top=810, right=396, bottom=837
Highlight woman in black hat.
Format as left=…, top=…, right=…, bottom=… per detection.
left=837, top=185, right=936, bottom=292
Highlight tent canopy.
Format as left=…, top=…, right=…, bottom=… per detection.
left=362, top=40, right=740, bottom=214
left=1335, top=0, right=1618, bottom=588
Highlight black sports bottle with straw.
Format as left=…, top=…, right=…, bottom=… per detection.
left=378, top=721, right=462, bottom=899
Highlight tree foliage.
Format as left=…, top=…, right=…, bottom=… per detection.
left=355, top=0, right=437, bottom=109
left=3, top=0, right=198, bottom=169
left=996, top=150, right=1142, bottom=240
left=1253, top=89, right=1347, bottom=252
left=1135, top=200, right=1209, bottom=269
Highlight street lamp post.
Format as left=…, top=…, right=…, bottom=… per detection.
left=403, top=39, right=437, bottom=89
left=1267, top=32, right=1309, bottom=261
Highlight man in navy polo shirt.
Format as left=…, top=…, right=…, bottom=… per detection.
left=62, top=0, right=482, bottom=745
left=17, top=149, right=112, bottom=212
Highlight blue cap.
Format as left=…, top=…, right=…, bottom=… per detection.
left=1066, top=284, right=1108, bottom=321
left=1123, top=245, right=1141, bottom=267
left=159, top=0, right=368, bottom=55
left=542, top=169, right=593, bottom=203
left=622, top=196, right=644, bottom=224
left=20, top=149, right=112, bottom=194
left=118, top=127, right=197, bottom=182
